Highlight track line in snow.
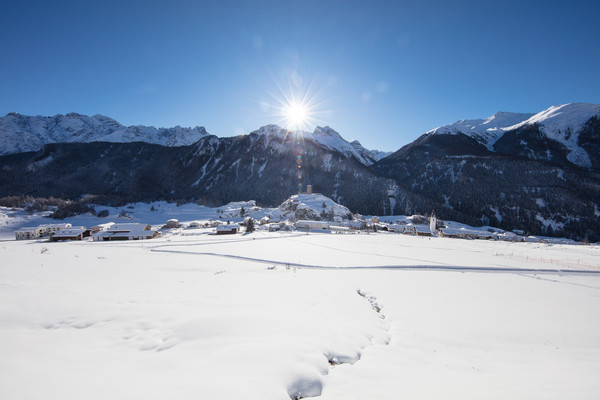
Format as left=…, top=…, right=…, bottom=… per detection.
left=281, top=236, right=451, bottom=266
left=149, top=248, right=600, bottom=275
left=517, top=273, right=600, bottom=290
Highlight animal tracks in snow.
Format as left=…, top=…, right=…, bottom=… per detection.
left=286, top=289, right=391, bottom=399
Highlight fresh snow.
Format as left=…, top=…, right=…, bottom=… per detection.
left=1, top=223, right=599, bottom=399
left=2, top=201, right=600, bottom=399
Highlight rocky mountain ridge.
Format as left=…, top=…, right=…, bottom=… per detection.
left=0, top=103, right=598, bottom=240
left=0, top=112, right=210, bottom=155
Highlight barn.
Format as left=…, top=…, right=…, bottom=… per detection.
left=51, top=226, right=91, bottom=241
left=216, top=224, right=239, bottom=235
left=92, top=223, right=158, bottom=241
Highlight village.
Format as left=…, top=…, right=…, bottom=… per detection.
left=11, top=191, right=559, bottom=244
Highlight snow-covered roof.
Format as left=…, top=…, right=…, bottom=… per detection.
left=16, top=226, right=42, bottom=232
left=296, top=220, right=330, bottom=228
left=39, top=223, right=72, bottom=229
left=216, top=224, right=239, bottom=231
left=108, top=223, right=151, bottom=232
left=92, top=223, right=156, bottom=239
left=53, top=226, right=89, bottom=237
left=92, top=222, right=115, bottom=230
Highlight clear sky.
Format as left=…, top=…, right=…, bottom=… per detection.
left=1, top=0, right=599, bottom=151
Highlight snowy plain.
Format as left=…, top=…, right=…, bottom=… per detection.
left=1, top=205, right=600, bottom=399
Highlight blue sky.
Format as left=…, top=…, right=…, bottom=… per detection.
left=1, top=0, right=599, bottom=151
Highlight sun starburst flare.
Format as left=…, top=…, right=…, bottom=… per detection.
left=263, top=74, right=330, bottom=132
left=283, top=102, right=309, bottom=131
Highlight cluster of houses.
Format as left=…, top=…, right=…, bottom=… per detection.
left=15, top=222, right=159, bottom=242
left=287, top=217, right=534, bottom=242
left=15, top=218, right=245, bottom=241
left=14, top=214, right=540, bottom=243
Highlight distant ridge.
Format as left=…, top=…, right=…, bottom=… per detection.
left=0, top=112, right=210, bottom=155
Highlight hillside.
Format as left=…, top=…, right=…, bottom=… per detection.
left=0, top=131, right=420, bottom=217
left=373, top=103, right=600, bottom=241
left=0, top=103, right=598, bottom=240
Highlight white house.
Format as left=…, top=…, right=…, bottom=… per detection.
left=15, top=226, right=44, bottom=240
left=296, top=220, right=330, bottom=231
left=39, top=223, right=72, bottom=236
left=92, top=223, right=158, bottom=241
left=15, top=223, right=72, bottom=240
left=165, top=219, right=179, bottom=228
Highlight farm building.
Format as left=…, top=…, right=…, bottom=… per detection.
left=92, top=223, right=158, bottom=241
left=404, top=225, right=432, bottom=236
left=216, top=224, right=239, bottom=235
left=90, top=222, right=115, bottom=234
left=51, top=226, right=91, bottom=241
left=296, top=220, right=330, bottom=231
left=15, top=223, right=72, bottom=240
left=438, top=227, right=498, bottom=240
left=165, top=219, right=179, bottom=228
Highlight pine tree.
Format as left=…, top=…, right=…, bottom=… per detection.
left=242, top=217, right=255, bottom=233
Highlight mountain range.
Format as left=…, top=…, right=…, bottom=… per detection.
left=0, top=113, right=389, bottom=162
left=0, top=112, right=210, bottom=155
left=0, top=103, right=598, bottom=240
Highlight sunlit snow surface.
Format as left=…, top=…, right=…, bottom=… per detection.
left=1, top=225, right=600, bottom=398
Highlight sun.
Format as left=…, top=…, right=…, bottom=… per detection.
left=264, top=73, right=330, bottom=131
left=284, top=102, right=308, bottom=130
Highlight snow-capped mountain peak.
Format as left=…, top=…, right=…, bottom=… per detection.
left=505, top=103, right=600, bottom=168
left=249, top=124, right=377, bottom=166
left=306, top=126, right=376, bottom=166
left=482, top=111, right=536, bottom=131
left=423, top=103, right=599, bottom=168
left=249, top=124, right=288, bottom=138
left=427, top=111, right=535, bottom=150
left=0, top=113, right=211, bottom=155
left=507, top=103, right=600, bottom=133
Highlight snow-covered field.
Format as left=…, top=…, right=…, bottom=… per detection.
left=1, top=227, right=600, bottom=399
